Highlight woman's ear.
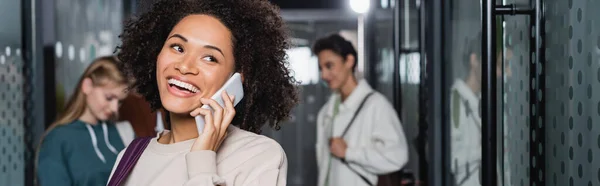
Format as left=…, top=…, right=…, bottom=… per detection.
left=344, top=54, right=356, bottom=70
left=81, top=78, right=93, bottom=95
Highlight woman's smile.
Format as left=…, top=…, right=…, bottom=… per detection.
left=166, top=76, right=201, bottom=98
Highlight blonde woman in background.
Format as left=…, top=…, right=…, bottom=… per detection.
left=36, top=56, right=135, bottom=186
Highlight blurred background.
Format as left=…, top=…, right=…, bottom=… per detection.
left=1, top=0, right=600, bottom=185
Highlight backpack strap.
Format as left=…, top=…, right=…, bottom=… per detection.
left=340, top=92, right=375, bottom=137
left=107, top=136, right=153, bottom=186
left=337, top=92, right=375, bottom=186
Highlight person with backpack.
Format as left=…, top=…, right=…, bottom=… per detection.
left=449, top=31, right=513, bottom=186
left=313, top=34, right=409, bottom=186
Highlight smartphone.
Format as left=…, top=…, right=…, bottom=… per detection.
left=195, top=73, right=244, bottom=134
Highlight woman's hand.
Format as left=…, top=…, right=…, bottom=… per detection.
left=190, top=91, right=236, bottom=152
left=329, top=137, right=347, bottom=159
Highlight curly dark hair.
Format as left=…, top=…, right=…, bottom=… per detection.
left=116, top=0, right=298, bottom=133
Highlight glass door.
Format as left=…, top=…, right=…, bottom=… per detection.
left=499, top=0, right=532, bottom=185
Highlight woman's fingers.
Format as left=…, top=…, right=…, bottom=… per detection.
left=222, top=92, right=236, bottom=120
left=190, top=92, right=238, bottom=152
left=194, top=108, right=215, bottom=136
left=189, top=107, right=204, bottom=117
left=201, top=98, right=224, bottom=133
left=220, top=92, right=236, bottom=137
left=190, top=107, right=218, bottom=151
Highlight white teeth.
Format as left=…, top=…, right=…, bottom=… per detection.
left=168, top=78, right=199, bottom=93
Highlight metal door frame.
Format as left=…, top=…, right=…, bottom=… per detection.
left=22, top=0, right=48, bottom=185
left=420, top=0, right=448, bottom=184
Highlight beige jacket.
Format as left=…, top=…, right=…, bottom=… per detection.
left=108, top=126, right=287, bottom=186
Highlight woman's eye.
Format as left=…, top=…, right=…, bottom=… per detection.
left=171, top=44, right=184, bottom=53
left=106, top=96, right=114, bottom=101
left=203, top=56, right=217, bottom=62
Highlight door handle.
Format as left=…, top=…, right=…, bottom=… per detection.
left=481, top=0, right=545, bottom=186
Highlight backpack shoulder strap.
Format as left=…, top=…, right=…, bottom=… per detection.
left=340, top=92, right=375, bottom=137
left=337, top=92, right=376, bottom=186
left=107, top=136, right=153, bottom=186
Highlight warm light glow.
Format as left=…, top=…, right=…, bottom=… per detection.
left=350, top=0, right=370, bottom=14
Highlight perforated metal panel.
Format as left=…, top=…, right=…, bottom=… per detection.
left=0, top=0, right=25, bottom=185
left=0, top=47, right=25, bottom=186
left=545, top=0, right=600, bottom=185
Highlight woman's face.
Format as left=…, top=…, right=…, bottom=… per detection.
left=156, top=14, right=235, bottom=114
left=82, top=80, right=128, bottom=121
left=317, top=50, right=354, bottom=91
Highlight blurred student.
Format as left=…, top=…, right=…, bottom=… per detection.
left=36, top=56, right=135, bottom=186
left=313, top=34, right=409, bottom=186
left=449, top=32, right=512, bottom=186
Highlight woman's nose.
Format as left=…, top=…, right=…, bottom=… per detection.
left=321, top=70, right=331, bottom=80
left=174, top=56, right=200, bottom=75
left=109, top=100, right=119, bottom=114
